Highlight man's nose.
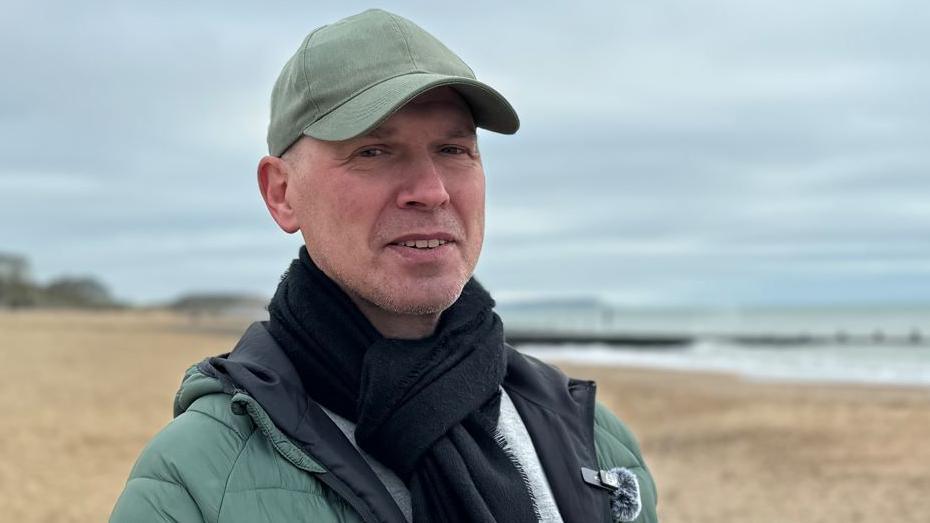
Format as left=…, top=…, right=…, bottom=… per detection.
left=396, top=156, right=451, bottom=210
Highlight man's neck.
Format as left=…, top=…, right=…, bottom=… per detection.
left=346, top=293, right=441, bottom=340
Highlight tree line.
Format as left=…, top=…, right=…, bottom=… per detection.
left=0, top=253, right=120, bottom=309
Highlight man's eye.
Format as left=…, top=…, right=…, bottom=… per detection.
left=441, top=145, right=466, bottom=155
left=357, top=148, right=383, bottom=158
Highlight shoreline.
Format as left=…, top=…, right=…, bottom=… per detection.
left=553, top=357, right=930, bottom=392
left=522, top=340, right=930, bottom=389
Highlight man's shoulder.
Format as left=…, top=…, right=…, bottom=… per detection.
left=592, top=402, right=660, bottom=520
left=129, top=392, right=256, bottom=486
left=592, top=401, right=646, bottom=467
left=116, top=391, right=256, bottom=522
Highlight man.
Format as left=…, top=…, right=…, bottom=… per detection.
left=111, top=9, right=657, bottom=523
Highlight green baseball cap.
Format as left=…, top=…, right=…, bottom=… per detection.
left=267, top=9, right=520, bottom=156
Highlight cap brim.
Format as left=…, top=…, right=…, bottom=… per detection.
left=302, top=73, right=519, bottom=141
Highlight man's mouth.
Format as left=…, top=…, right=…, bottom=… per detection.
left=392, top=239, right=450, bottom=250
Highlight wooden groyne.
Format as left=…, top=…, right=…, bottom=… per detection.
left=505, top=330, right=692, bottom=348
left=504, top=329, right=928, bottom=348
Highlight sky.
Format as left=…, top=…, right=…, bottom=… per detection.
left=1, top=0, right=929, bottom=307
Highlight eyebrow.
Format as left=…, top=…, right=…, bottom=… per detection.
left=445, top=127, right=477, bottom=139
left=365, top=127, right=395, bottom=140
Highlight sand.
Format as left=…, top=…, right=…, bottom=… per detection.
left=1, top=310, right=928, bottom=522
left=569, top=365, right=930, bottom=522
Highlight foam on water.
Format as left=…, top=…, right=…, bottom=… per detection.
left=504, top=304, right=930, bottom=387
left=521, top=341, right=930, bottom=387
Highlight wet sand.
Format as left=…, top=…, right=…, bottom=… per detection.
left=1, top=310, right=928, bottom=522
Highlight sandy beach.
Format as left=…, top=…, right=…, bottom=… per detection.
left=568, top=365, right=930, bottom=522
left=1, top=310, right=928, bottom=522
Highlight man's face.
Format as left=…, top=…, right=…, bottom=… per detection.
left=284, top=88, right=485, bottom=316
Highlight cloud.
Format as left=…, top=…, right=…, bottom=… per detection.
left=2, top=0, right=927, bottom=305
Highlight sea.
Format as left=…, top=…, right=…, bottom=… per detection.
left=497, top=303, right=930, bottom=388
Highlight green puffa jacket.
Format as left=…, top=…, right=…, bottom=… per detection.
left=111, top=322, right=658, bottom=522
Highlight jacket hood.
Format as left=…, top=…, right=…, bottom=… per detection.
left=173, top=322, right=300, bottom=417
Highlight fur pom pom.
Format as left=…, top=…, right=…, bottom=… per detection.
left=606, top=467, right=641, bottom=522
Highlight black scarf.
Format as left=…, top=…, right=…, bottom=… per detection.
left=267, top=247, right=537, bottom=523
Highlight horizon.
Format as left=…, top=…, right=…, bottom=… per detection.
left=4, top=249, right=930, bottom=311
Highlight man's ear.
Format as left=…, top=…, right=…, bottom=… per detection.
left=257, top=156, right=300, bottom=233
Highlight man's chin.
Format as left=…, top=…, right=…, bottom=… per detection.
left=370, top=278, right=467, bottom=316
left=385, top=290, right=463, bottom=316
